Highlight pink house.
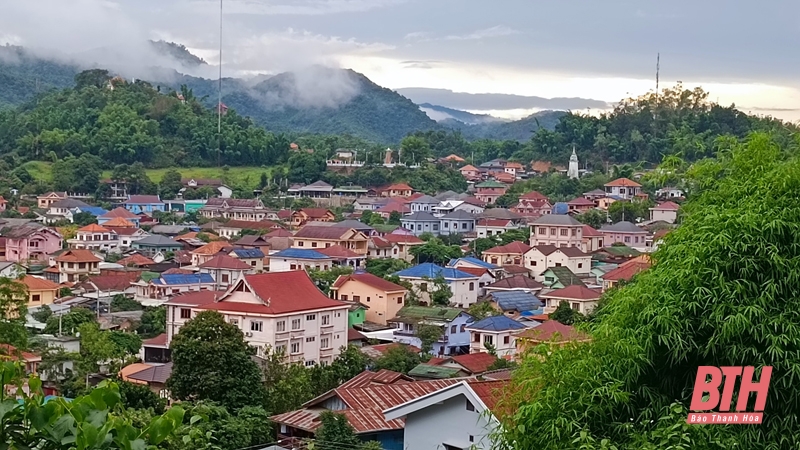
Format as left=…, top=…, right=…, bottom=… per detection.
left=598, top=221, right=649, bottom=252
left=4, top=224, right=63, bottom=263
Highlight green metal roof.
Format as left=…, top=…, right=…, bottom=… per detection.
left=602, top=246, right=642, bottom=256
left=372, top=224, right=400, bottom=233
left=395, top=305, right=464, bottom=321
left=408, top=363, right=461, bottom=379
left=543, top=266, right=586, bottom=286
left=140, top=272, right=161, bottom=282
left=475, top=180, right=506, bottom=188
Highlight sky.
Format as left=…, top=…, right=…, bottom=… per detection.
left=2, top=0, right=800, bottom=120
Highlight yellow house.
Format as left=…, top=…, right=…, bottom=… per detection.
left=292, top=226, right=369, bottom=255
left=21, top=275, right=60, bottom=308
left=330, top=272, right=407, bottom=325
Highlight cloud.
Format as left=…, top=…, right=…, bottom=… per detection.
left=400, top=60, right=444, bottom=69
left=445, top=25, right=521, bottom=41
left=186, top=0, right=407, bottom=16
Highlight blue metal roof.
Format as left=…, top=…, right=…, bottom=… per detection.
left=231, top=248, right=265, bottom=258
left=552, top=202, right=569, bottom=215
left=154, top=273, right=215, bottom=285
left=77, top=206, right=108, bottom=216
left=467, top=315, right=527, bottom=331
left=272, top=248, right=331, bottom=260
left=447, top=256, right=499, bottom=270
left=394, top=262, right=477, bottom=279
left=489, top=291, right=543, bottom=312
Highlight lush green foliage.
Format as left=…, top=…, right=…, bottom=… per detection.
left=117, top=379, right=167, bottom=414
left=136, top=306, right=166, bottom=339
left=372, top=345, right=422, bottom=373
left=499, top=133, right=800, bottom=448
left=0, top=276, right=28, bottom=347
left=365, top=258, right=412, bottom=278
left=42, top=306, right=96, bottom=335
left=111, top=295, right=143, bottom=312
left=409, top=238, right=463, bottom=265
left=308, top=265, right=354, bottom=295
left=550, top=301, right=583, bottom=325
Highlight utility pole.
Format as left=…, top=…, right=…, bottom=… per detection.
left=217, top=0, right=223, bottom=168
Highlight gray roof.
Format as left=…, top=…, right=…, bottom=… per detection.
left=584, top=189, right=606, bottom=195
left=331, top=220, right=376, bottom=231
left=149, top=225, right=189, bottom=235
left=402, top=212, right=439, bottom=222
left=532, top=214, right=583, bottom=226
left=600, top=221, right=647, bottom=233
left=51, top=199, right=90, bottom=208
left=441, top=210, right=476, bottom=220
left=435, top=190, right=461, bottom=201
left=299, top=180, right=334, bottom=192
left=479, top=209, right=523, bottom=220
left=410, top=194, right=440, bottom=204
left=134, top=235, right=181, bottom=246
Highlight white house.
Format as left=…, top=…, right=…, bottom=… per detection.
left=268, top=249, right=334, bottom=273
left=394, top=263, right=480, bottom=308
left=197, top=254, right=256, bottom=289
left=164, top=271, right=350, bottom=366
left=540, top=285, right=602, bottom=315
left=383, top=380, right=505, bottom=450
left=649, top=201, right=680, bottom=224
left=66, top=224, right=121, bottom=253
left=523, top=245, right=592, bottom=281
left=465, top=315, right=528, bottom=358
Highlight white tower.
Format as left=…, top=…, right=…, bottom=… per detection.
left=568, top=147, right=579, bottom=179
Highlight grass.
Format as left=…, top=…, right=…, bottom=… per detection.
left=23, top=161, right=284, bottom=186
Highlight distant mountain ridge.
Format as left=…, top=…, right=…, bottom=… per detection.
left=418, top=103, right=506, bottom=125
left=397, top=87, right=610, bottom=112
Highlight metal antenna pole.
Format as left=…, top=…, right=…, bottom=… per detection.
left=217, top=0, right=223, bottom=168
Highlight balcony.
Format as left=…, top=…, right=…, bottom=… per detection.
left=320, top=347, right=334, bottom=356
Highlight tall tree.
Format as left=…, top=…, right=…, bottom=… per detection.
left=0, top=276, right=28, bottom=347
left=159, top=168, right=184, bottom=200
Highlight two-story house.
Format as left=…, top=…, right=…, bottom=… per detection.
left=394, top=263, right=480, bottom=308
left=269, top=248, right=334, bottom=272
left=567, top=197, right=596, bottom=214
left=529, top=215, right=584, bottom=248
left=229, top=248, right=265, bottom=272
left=4, top=224, right=62, bottom=263
left=98, top=208, right=141, bottom=227
left=198, top=254, right=255, bottom=289
left=21, top=275, right=61, bottom=309
left=511, top=199, right=552, bottom=218
left=291, top=209, right=336, bottom=227
left=123, top=195, right=165, bottom=214
left=474, top=180, right=508, bottom=205
left=381, top=183, right=414, bottom=198
left=388, top=306, right=475, bottom=356
left=581, top=225, right=604, bottom=253
left=37, top=191, right=68, bottom=209
left=465, top=315, right=527, bottom=357
left=649, top=201, right=680, bottom=224
left=133, top=273, right=217, bottom=306
left=409, top=195, right=440, bottom=213
left=400, top=212, right=441, bottom=236
left=167, top=271, right=350, bottom=365
left=439, top=210, right=476, bottom=235
left=67, top=224, right=120, bottom=252
left=190, top=241, right=234, bottom=266
left=482, top=241, right=532, bottom=267
left=598, top=221, right=650, bottom=252
left=199, top=198, right=269, bottom=221
left=604, top=178, right=642, bottom=199
left=459, top=164, right=481, bottom=180
left=292, top=226, right=369, bottom=255
left=476, top=218, right=521, bottom=238
left=330, top=272, right=407, bottom=326
left=540, top=285, right=602, bottom=315
left=54, top=249, right=101, bottom=283
left=383, top=234, right=425, bottom=262
left=46, top=199, right=90, bottom=222
left=524, top=245, right=592, bottom=280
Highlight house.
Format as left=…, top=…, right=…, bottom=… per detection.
left=567, top=197, right=596, bottom=214
left=487, top=291, right=543, bottom=319
left=604, top=178, right=642, bottom=199
left=381, top=183, right=414, bottom=198
left=124, top=363, right=172, bottom=397
left=133, top=273, right=217, bottom=306
left=0, top=344, right=42, bottom=376
left=581, top=225, right=605, bottom=253
left=132, top=235, right=183, bottom=257
left=272, top=370, right=458, bottom=450
left=313, top=219, right=377, bottom=237
left=433, top=199, right=486, bottom=216
left=199, top=198, right=269, bottom=221
left=167, top=271, right=350, bottom=365
left=235, top=234, right=272, bottom=251
left=529, top=214, right=584, bottom=248
left=515, top=320, right=590, bottom=353
left=447, top=256, right=501, bottom=276
left=476, top=218, right=520, bottom=239
left=400, top=212, right=441, bottom=236
left=484, top=275, right=543, bottom=294
left=452, top=267, right=495, bottom=297
left=383, top=234, right=425, bottom=262
left=655, top=187, right=684, bottom=200
left=459, top=164, right=481, bottom=180
left=511, top=198, right=553, bottom=218
left=98, top=208, right=141, bottom=227
left=540, top=266, right=586, bottom=289
left=504, top=161, right=525, bottom=177
left=394, top=263, right=480, bottom=308
left=229, top=248, right=265, bottom=272
left=540, top=285, right=602, bottom=315
left=105, top=222, right=149, bottom=249
left=353, top=197, right=388, bottom=211
left=293, top=180, right=334, bottom=198
left=330, top=272, right=407, bottom=326
left=583, top=189, right=607, bottom=202
left=439, top=210, right=476, bottom=235
left=217, top=219, right=280, bottom=239
left=375, top=201, right=411, bottom=219
left=599, top=221, right=650, bottom=252
left=189, top=241, right=234, bottom=266
left=383, top=379, right=505, bottom=450
left=465, top=316, right=527, bottom=357
left=291, top=209, right=336, bottom=227
left=124, top=195, right=165, bottom=214
left=269, top=249, right=334, bottom=272
left=367, top=236, right=395, bottom=259
left=317, top=245, right=366, bottom=268
left=523, top=245, right=592, bottom=280
left=198, top=254, right=255, bottom=289
left=428, top=352, right=500, bottom=376
left=292, top=226, right=369, bottom=255
left=54, top=249, right=101, bottom=283
left=21, top=275, right=60, bottom=308
left=600, top=257, right=651, bottom=291
left=67, top=224, right=120, bottom=252
left=649, top=201, right=680, bottom=224
left=182, top=178, right=232, bottom=198
left=46, top=198, right=90, bottom=222
left=388, top=306, right=475, bottom=356
left=3, top=224, right=62, bottom=263
left=37, top=191, right=67, bottom=209
left=482, top=241, right=531, bottom=267
left=77, top=275, right=137, bottom=298
left=409, top=195, right=440, bottom=213
left=474, top=180, right=508, bottom=205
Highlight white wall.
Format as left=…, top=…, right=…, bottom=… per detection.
left=401, top=277, right=479, bottom=308
left=269, top=258, right=332, bottom=273
left=402, top=393, right=495, bottom=450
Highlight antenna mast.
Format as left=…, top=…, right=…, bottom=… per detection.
left=217, top=0, right=223, bottom=168
left=655, top=52, right=660, bottom=96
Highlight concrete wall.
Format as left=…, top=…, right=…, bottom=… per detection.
left=402, top=394, right=495, bottom=450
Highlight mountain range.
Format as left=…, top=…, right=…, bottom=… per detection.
left=0, top=42, right=597, bottom=143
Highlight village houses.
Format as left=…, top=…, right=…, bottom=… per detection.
left=529, top=215, right=584, bottom=248
left=394, top=263, right=480, bottom=308
left=330, top=272, right=407, bottom=326
left=292, top=226, right=369, bottom=255
left=524, top=245, right=592, bottom=280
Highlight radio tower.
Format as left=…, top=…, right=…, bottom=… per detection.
left=217, top=0, right=223, bottom=168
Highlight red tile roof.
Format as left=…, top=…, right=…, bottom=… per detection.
left=369, top=236, right=393, bottom=248
left=0, top=344, right=41, bottom=363
left=467, top=379, right=508, bottom=410
left=332, top=272, right=407, bottom=292
left=516, top=320, right=590, bottom=343
left=298, top=208, right=334, bottom=219
left=117, top=254, right=155, bottom=267
left=604, top=177, right=642, bottom=187
left=78, top=224, right=111, bottom=233
left=383, top=234, right=424, bottom=244
left=567, top=197, right=596, bottom=206
left=56, top=249, right=102, bottom=263
left=103, top=217, right=136, bottom=227
left=165, top=290, right=227, bottom=306
left=558, top=247, right=589, bottom=258
left=376, top=203, right=410, bottom=214
left=142, top=333, right=168, bottom=347
left=192, top=241, right=233, bottom=255
left=460, top=164, right=478, bottom=172
left=100, top=207, right=139, bottom=219
left=162, top=268, right=194, bottom=275
left=277, top=210, right=292, bottom=220
left=582, top=225, right=602, bottom=237
left=384, top=183, right=414, bottom=191
left=317, top=245, right=362, bottom=259
left=486, top=275, right=542, bottom=290
left=520, top=191, right=548, bottom=201
left=221, top=220, right=280, bottom=230
left=294, top=226, right=352, bottom=240
left=456, top=267, right=492, bottom=278
left=79, top=275, right=133, bottom=292
left=602, top=261, right=651, bottom=282
left=21, top=275, right=60, bottom=291
left=266, top=228, right=293, bottom=238
left=199, top=271, right=347, bottom=315
left=542, top=285, right=602, bottom=301
left=502, top=265, right=530, bottom=274
left=653, top=201, right=680, bottom=210
left=198, top=254, right=252, bottom=270
left=477, top=219, right=513, bottom=227
left=444, top=352, right=497, bottom=374
left=347, top=328, right=367, bottom=342
left=484, top=241, right=531, bottom=255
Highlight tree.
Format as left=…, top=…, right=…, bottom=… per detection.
left=315, top=411, right=362, bottom=450
left=42, top=306, right=95, bottom=335
left=365, top=258, right=411, bottom=278
left=308, top=266, right=354, bottom=294
left=108, top=331, right=143, bottom=356
left=550, top=300, right=581, bottom=325
left=77, top=322, right=117, bottom=374
left=387, top=210, right=402, bottom=225
left=118, top=378, right=167, bottom=414
left=0, top=276, right=28, bottom=347
left=428, top=275, right=453, bottom=306
left=111, top=294, right=143, bottom=312
left=410, top=238, right=463, bottom=265
left=137, top=305, right=166, bottom=338
left=499, top=134, right=800, bottom=448
left=72, top=211, right=97, bottom=226
left=400, top=135, right=432, bottom=163
left=575, top=208, right=607, bottom=229
left=416, top=324, right=444, bottom=354
left=31, top=304, right=53, bottom=323
left=168, top=311, right=266, bottom=411
left=159, top=168, right=184, bottom=200
left=74, top=68, right=111, bottom=89
left=372, top=345, right=421, bottom=373
left=468, top=301, right=499, bottom=321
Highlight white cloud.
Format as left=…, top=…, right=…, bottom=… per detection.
left=445, top=25, right=521, bottom=41
left=186, top=0, right=407, bottom=16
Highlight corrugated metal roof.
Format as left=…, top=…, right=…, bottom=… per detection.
left=394, top=263, right=478, bottom=280
left=271, top=248, right=331, bottom=260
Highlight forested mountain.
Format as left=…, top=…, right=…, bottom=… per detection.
left=0, top=46, right=79, bottom=106
left=418, top=103, right=504, bottom=124
left=443, top=110, right=567, bottom=141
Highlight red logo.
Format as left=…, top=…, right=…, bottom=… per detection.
left=686, top=366, right=772, bottom=424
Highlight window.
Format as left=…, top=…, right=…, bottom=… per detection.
left=68, top=263, right=74, bottom=269
left=321, top=315, right=330, bottom=326
left=443, top=222, right=449, bottom=229
left=462, top=222, right=468, bottom=229
left=277, top=321, right=286, bottom=332
left=251, top=261, right=257, bottom=266
left=469, top=282, right=474, bottom=291
left=572, top=228, right=577, bottom=236
left=306, top=314, right=316, bottom=321
left=229, top=319, right=239, bottom=326
left=353, top=295, right=361, bottom=302
left=624, top=236, right=631, bottom=243
left=341, top=295, right=348, bottom=301
left=397, top=297, right=403, bottom=304
left=531, top=260, right=537, bottom=266
left=483, top=335, right=493, bottom=345
left=305, top=360, right=315, bottom=367
left=290, top=264, right=297, bottom=270
left=419, top=283, right=428, bottom=292
left=221, top=274, right=229, bottom=283
left=275, top=344, right=287, bottom=354
left=298, top=241, right=304, bottom=247
left=180, top=308, right=191, bottom=319
left=325, top=243, right=331, bottom=247
left=321, top=337, right=330, bottom=349
left=393, top=248, right=398, bottom=255
left=291, top=319, right=301, bottom=330
left=366, top=297, right=371, bottom=302
left=504, top=335, right=510, bottom=344
left=306, top=337, right=315, bottom=343
left=466, top=399, right=475, bottom=412
left=572, top=302, right=580, bottom=310
left=634, top=236, right=640, bottom=243
left=473, top=333, right=480, bottom=342
left=79, top=262, right=86, bottom=269
left=290, top=342, right=300, bottom=354
left=451, top=325, right=457, bottom=333
left=491, top=258, right=498, bottom=264
left=538, top=227, right=547, bottom=235
left=433, top=224, right=439, bottom=231
left=251, top=321, right=263, bottom=332
left=312, top=242, right=317, bottom=248
left=416, top=224, right=422, bottom=231
left=550, top=228, right=556, bottom=236
left=560, top=229, right=568, bottom=236
left=460, top=324, right=466, bottom=333
left=555, top=263, right=562, bottom=267
left=32, top=294, right=40, bottom=302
